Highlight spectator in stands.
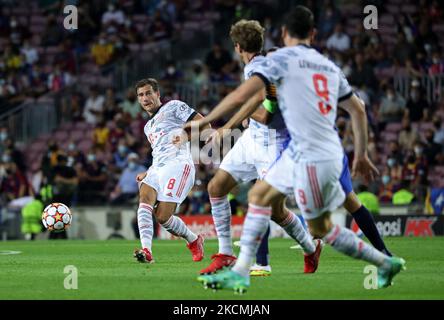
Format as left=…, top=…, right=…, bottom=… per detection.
left=110, top=153, right=146, bottom=204
left=102, top=87, right=120, bottom=121
left=387, top=141, right=405, bottom=166
left=8, top=15, right=30, bottom=46
left=53, top=154, right=78, bottom=206
left=0, top=127, right=9, bottom=156
left=205, top=42, right=233, bottom=81
left=3, top=138, right=25, bottom=172
left=66, top=141, right=86, bottom=173
left=398, top=118, right=420, bottom=151
left=41, top=141, right=61, bottom=183
left=47, top=65, right=73, bottom=92
left=379, top=169, right=395, bottom=203
left=148, top=11, right=172, bottom=42
left=83, top=86, right=105, bottom=125
left=393, top=32, right=415, bottom=66
left=78, top=150, right=107, bottom=203
left=433, top=116, right=444, bottom=145
left=3, top=45, right=23, bottom=70
left=378, top=86, right=406, bottom=128
left=428, top=50, right=444, bottom=75
left=415, top=19, right=439, bottom=55
left=326, top=23, right=350, bottom=52
left=112, top=140, right=130, bottom=172
left=91, top=34, right=114, bottom=66
left=92, top=120, right=110, bottom=151
left=349, top=52, right=377, bottom=91
left=102, top=2, right=125, bottom=31
left=43, top=14, right=64, bottom=46
left=20, top=40, right=39, bottom=67
left=404, top=80, right=430, bottom=122
left=161, top=60, right=183, bottom=83
left=0, top=161, right=30, bottom=202
left=424, top=129, right=442, bottom=165
left=53, top=40, right=77, bottom=75
left=119, top=88, right=140, bottom=119
left=317, top=1, right=341, bottom=40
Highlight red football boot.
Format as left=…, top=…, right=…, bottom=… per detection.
left=199, top=253, right=237, bottom=275
left=134, top=248, right=154, bottom=264
left=304, top=239, right=323, bottom=273
left=187, top=234, right=205, bottom=261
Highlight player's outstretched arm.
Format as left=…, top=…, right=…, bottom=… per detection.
left=183, top=76, right=266, bottom=133
left=224, top=88, right=266, bottom=130
left=339, top=94, right=379, bottom=182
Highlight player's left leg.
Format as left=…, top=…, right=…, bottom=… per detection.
left=340, top=155, right=392, bottom=256
left=198, top=180, right=281, bottom=293
left=155, top=161, right=204, bottom=261
left=297, top=159, right=405, bottom=288
left=155, top=201, right=204, bottom=261
left=250, top=226, right=271, bottom=276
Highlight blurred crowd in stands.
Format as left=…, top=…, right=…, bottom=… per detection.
left=1, top=0, right=444, bottom=218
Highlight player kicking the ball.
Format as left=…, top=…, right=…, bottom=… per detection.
left=133, top=78, right=206, bottom=263
left=187, top=6, right=405, bottom=293
left=199, top=20, right=322, bottom=277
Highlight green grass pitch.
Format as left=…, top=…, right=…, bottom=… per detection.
left=1, top=237, right=443, bottom=300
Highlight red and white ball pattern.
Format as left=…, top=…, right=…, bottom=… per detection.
left=42, top=203, right=72, bottom=232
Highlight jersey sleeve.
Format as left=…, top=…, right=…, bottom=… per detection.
left=251, top=51, right=288, bottom=86
left=338, top=69, right=353, bottom=102
left=174, top=101, right=197, bottom=123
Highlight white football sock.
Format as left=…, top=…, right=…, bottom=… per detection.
left=161, top=215, right=197, bottom=243
left=138, top=203, right=154, bottom=252
left=210, top=196, right=233, bottom=256
left=323, top=224, right=390, bottom=268
left=232, top=204, right=271, bottom=277
left=278, top=210, right=315, bottom=254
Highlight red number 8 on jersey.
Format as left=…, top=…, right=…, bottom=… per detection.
left=312, top=74, right=332, bottom=115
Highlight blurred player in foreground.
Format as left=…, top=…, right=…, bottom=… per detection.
left=187, top=6, right=405, bottom=293
left=199, top=20, right=322, bottom=277
left=133, top=78, right=206, bottom=263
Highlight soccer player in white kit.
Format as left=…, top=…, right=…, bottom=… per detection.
left=133, top=78, right=206, bottom=263
left=192, top=6, right=405, bottom=292
left=199, top=20, right=321, bottom=277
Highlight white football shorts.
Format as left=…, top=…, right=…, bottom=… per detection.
left=265, top=148, right=345, bottom=220
left=141, top=161, right=195, bottom=204
left=219, top=128, right=286, bottom=182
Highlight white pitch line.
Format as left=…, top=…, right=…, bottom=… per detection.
left=0, top=250, right=22, bottom=255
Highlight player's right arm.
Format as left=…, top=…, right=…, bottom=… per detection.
left=183, top=75, right=267, bottom=134
left=339, top=94, right=379, bottom=182
left=223, top=88, right=266, bottom=130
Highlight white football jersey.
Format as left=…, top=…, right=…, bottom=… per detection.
left=252, top=44, right=351, bottom=161
left=244, top=55, right=289, bottom=147
left=144, top=100, right=196, bottom=166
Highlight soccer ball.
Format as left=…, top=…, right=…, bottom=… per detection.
left=42, top=203, right=72, bottom=232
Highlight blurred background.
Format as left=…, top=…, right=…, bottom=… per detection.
left=1, top=0, right=444, bottom=241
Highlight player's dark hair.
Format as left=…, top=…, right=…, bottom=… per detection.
left=135, top=78, right=159, bottom=93
left=230, top=19, right=264, bottom=53
left=283, top=5, right=314, bottom=39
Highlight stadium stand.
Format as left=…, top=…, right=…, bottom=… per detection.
left=1, top=0, right=444, bottom=220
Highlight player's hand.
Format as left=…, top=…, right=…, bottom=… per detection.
left=172, top=130, right=189, bottom=146
left=352, top=155, right=379, bottom=183
left=183, top=118, right=209, bottom=138
left=136, top=172, right=147, bottom=182
left=205, top=127, right=224, bottom=146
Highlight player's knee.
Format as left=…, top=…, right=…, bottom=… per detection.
left=307, top=215, right=333, bottom=238
left=154, top=211, right=170, bottom=225
left=207, top=178, right=227, bottom=198
left=248, top=188, right=267, bottom=207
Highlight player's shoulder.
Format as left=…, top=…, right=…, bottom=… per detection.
left=163, top=99, right=190, bottom=109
